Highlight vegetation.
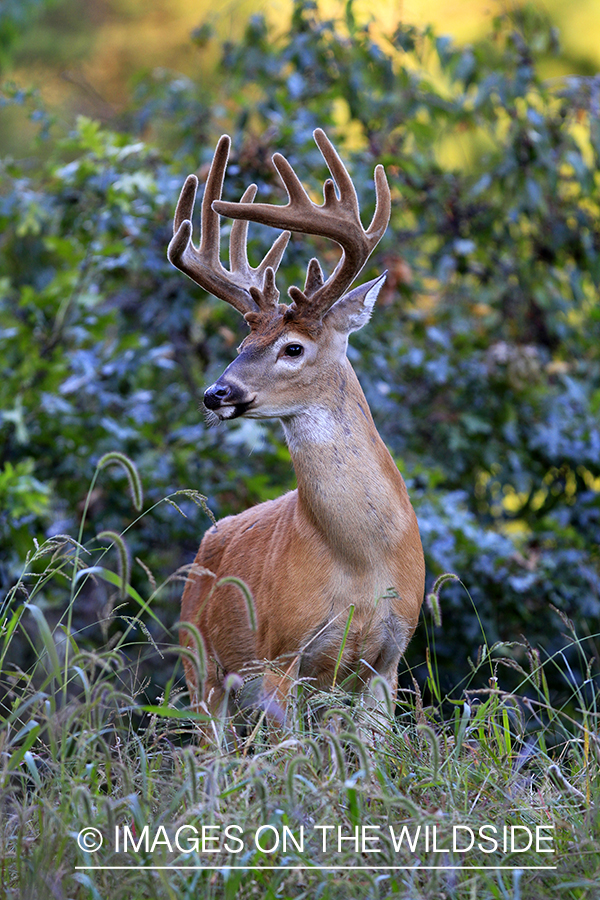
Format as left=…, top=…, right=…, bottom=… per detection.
left=1, top=1, right=599, bottom=895
left=2, top=536, right=599, bottom=898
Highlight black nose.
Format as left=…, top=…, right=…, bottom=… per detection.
left=204, top=383, right=233, bottom=410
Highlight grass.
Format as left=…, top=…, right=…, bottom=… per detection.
left=1, top=461, right=599, bottom=899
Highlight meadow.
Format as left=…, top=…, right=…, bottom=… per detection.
left=2, top=476, right=599, bottom=898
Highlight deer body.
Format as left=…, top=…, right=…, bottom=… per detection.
left=169, top=130, right=425, bottom=719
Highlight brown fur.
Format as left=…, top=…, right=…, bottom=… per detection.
left=242, top=306, right=323, bottom=347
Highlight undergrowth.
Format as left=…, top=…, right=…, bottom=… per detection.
left=1, top=456, right=599, bottom=900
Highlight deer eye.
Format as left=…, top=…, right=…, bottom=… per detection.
left=283, top=343, right=304, bottom=358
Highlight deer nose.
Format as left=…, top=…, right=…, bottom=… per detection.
left=204, top=382, right=233, bottom=410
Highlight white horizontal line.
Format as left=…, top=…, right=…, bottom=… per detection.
left=75, top=865, right=557, bottom=871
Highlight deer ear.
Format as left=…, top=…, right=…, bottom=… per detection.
left=324, top=272, right=387, bottom=334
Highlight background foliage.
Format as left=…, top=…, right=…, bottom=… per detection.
left=1, top=0, right=599, bottom=702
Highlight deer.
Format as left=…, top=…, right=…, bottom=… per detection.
left=168, top=129, right=425, bottom=728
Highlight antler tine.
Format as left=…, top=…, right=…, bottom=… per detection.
left=167, top=135, right=291, bottom=317
left=315, top=128, right=391, bottom=244
left=212, top=128, right=392, bottom=320
left=229, top=185, right=290, bottom=311
left=313, top=128, right=360, bottom=219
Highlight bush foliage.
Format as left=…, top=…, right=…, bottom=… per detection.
left=1, top=1, right=599, bottom=697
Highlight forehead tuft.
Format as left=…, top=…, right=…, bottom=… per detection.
left=241, top=306, right=322, bottom=350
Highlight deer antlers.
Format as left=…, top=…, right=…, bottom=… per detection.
left=168, top=129, right=391, bottom=322
left=167, top=135, right=290, bottom=316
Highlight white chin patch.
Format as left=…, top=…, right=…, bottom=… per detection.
left=218, top=406, right=238, bottom=420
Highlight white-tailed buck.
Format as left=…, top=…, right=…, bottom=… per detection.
left=168, top=129, right=425, bottom=722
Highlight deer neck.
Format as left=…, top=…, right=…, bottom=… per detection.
left=280, top=359, right=410, bottom=569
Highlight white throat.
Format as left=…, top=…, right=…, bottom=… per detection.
left=281, top=407, right=338, bottom=453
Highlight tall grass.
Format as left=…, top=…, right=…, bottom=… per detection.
left=1, top=459, right=599, bottom=899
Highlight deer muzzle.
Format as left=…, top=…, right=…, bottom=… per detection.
left=203, top=379, right=256, bottom=419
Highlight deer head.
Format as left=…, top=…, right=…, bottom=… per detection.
left=167, top=129, right=391, bottom=424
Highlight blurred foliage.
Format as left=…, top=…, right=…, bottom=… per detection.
left=1, top=0, right=599, bottom=698
left=0, top=0, right=64, bottom=72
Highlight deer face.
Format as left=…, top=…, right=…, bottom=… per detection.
left=202, top=274, right=385, bottom=422
left=203, top=321, right=325, bottom=421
